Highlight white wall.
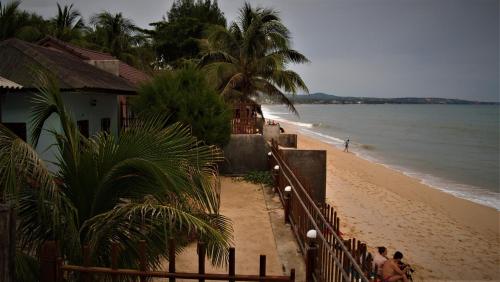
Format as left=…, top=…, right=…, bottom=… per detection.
left=1, top=91, right=119, bottom=169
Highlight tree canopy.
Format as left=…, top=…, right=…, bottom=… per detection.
left=132, top=66, right=232, bottom=147
left=199, top=3, right=309, bottom=114
left=150, top=0, right=226, bottom=67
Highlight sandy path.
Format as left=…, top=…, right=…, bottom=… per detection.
left=283, top=124, right=500, bottom=281
left=161, top=177, right=284, bottom=279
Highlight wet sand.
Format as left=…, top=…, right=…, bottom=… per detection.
left=282, top=123, right=500, bottom=281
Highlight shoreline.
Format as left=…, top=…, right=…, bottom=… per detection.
left=279, top=121, right=500, bottom=280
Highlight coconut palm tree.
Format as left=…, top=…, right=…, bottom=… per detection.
left=199, top=2, right=309, bottom=114
left=90, top=11, right=137, bottom=58
left=0, top=0, right=49, bottom=41
left=51, top=3, right=85, bottom=41
left=0, top=73, right=232, bottom=280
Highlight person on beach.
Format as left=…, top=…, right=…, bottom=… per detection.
left=373, top=246, right=388, bottom=277
left=382, top=251, right=409, bottom=282
left=343, top=137, right=350, bottom=152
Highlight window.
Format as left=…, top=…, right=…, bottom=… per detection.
left=101, top=118, right=111, bottom=133
left=2, top=122, right=27, bottom=141
left=77, top=120, right=89, bottom=138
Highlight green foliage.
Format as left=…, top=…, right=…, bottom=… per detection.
left=151, top=0, right=226, bottom=67
left=132, top=66, right=232, bottom=147
left=0, top=0, right=50, bottom=41
left=50, top=3, right=85, bottom=41
left=242, top=171, right=274, bottom=187
left=199, top=3, right=309, bottom=114
left=0, top=73, right=233, bottom=278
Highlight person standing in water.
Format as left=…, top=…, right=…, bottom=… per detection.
left=344, top=137, right=350, bottom=152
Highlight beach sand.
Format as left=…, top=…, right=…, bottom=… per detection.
left=158, top=177, right=284, bottom=280
left=282, top=123, right=500, bottom=281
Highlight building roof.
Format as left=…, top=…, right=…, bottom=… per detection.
left=0, top=76, right=23, bottom=89
left=38, top=36, right=151, bottom=86
left=0, top=38, right=136, bottom=94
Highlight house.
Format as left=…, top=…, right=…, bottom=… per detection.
left=0, top=38, right=140, bottom=165
left=37, top=36, right=151, bottom=127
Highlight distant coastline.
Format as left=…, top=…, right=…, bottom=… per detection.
left=262, top=93, right=499, bottom=105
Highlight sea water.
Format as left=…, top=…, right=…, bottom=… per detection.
left=262, top=104, right=500, bottom=210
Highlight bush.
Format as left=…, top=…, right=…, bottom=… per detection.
left=132, top=66, right=232, bottom=147
left=243, top=171, right=274, bottom=187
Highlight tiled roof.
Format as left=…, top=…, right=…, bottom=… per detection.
left=38, top=36, right=151, bottom=86
left=0, top=38, right=136, bottom=94
left=0, top=76, right=23, bottom=89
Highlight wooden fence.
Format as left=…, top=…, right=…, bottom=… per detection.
left=40, top=239, right=295, bottom=282
left=231, top=118, right=258, bottom=134
left=269, top=139, right=374, bottom=282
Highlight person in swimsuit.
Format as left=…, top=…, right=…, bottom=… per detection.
left=381, top=251, right=409, bottom=282
left=372, top=246, right=388, bottom=277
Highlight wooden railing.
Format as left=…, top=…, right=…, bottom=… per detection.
left=269, top=139, right=374, bottom=282
left=40, top=239, right=295, bottom=282
left=231, top=118, right=258, bottom=134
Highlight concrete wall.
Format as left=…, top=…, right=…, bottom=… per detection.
left=220, top=134, right=269, bottom=175
left=281, top=148, right=326, bottom=204
left=1, top=91, right=119, bottom=169
left=278, top=134, right=297, bottom=148
left=262, top=124, right=280, bottom=142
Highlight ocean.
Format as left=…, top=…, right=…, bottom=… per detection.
left=262, top=104, right=500, bottom=210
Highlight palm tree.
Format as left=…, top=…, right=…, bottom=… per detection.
left=199, top=3, right=309, bottom=114
left=51, top=3, right=85, bottom=41
left=0, top=73, right=232, bottom=279
left=0, top=0, right=49, bottom=41
left=90, top=11, right=137, bottom=58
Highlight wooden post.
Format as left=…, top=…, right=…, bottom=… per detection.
left=111, top=242, right=119, bottom=282
left=228, top=248, right=235, bottom=282
left=40, top=241, right=58, bottom=282
left=169, top=238, right=176, bottom=282
left=306, top=231, right=318, bottom=282
left=284, top=186, right=292, bottom=224
left=290, top=268, right=296, bottom=282
left=198, top=242, right=206, bottom=282
left=138, top=240, right=147, bottom=282
left=0, top=204, right=15, bottom=282
left=82, top=245, right=90, bottom=282
left=259, top=255, right=266, bottom=280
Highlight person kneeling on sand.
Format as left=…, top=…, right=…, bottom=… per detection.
left=372, top=246, right=388, bottom=277
left=382, top=251, right=409, bottom=282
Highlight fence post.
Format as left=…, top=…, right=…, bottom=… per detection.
left=284, top=186, right=292, bottom=224
left=228, top=247, right=235, bottom=282
left=0, top=204, right=15, bottom=282
left=40, top=241, right=58, bottom=282
left=138, top=240, right=147, bottom=282
left=305, top=230, right=318, bottom=282
left=259, top=255, right=266, bottom=281
left=82, top=245, right=90, bottom=282
left=198, top=242, right=206, bottom=282
left=169, top=238, right=176, bottom=282
left=273, top=164, right=280, bottom=193
left=111, top=242, right=119, bottom=282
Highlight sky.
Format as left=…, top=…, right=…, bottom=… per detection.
left=18, top=0, right=500, bottom=102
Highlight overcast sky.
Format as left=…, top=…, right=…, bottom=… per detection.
left=19, top=0, right=500, bottom=102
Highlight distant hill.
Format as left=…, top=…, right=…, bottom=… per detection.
left=273, top=93, right=498, bottom=105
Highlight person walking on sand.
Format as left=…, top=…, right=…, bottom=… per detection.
left=343, top=137, right=350, bottom=152
left=382, top=251, right=409, bottom=282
